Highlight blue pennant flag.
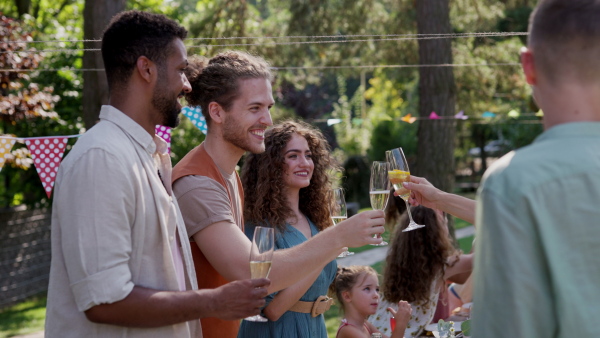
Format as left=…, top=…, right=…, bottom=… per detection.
left=181, top=106, right=208, bottom=134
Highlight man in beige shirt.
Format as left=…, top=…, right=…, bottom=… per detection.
left=45, top=11, right=269, bottom=337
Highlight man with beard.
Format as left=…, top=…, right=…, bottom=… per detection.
left=46, top=12, right=269, bottom=337
left=172, top=51, right=386, bottom=337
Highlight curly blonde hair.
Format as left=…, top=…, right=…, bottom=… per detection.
left=241, top=120, right=339, bottom=233
left=382, top=202, right=458, bottom=307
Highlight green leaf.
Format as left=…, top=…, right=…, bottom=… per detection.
left=461, top=319, right=472, bottom=336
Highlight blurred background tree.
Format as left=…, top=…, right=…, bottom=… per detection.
left=0, top=0, right=543, bottom=210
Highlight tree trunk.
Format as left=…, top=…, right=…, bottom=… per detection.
left=414, top=0, right=457, bottom=195
left=82, top=0, right=125, bottom=129
left=14, top=0, right=31, bottom=16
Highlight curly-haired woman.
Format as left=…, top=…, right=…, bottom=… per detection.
left=238, top=121, right=339, bottom=338
left=369, top=202, right=473, bottom=337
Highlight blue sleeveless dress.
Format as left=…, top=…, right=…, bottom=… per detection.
left=238, top=219, right=337, bottom=338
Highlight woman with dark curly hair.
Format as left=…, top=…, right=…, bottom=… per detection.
left=238, top=120, right=338, bottom=337
left=369, top=202, right=473, bottom=337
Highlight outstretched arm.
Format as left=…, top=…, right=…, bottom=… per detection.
left=194, top=210, right=385, bottom=294
left=403, top=176, right=476, bottom=224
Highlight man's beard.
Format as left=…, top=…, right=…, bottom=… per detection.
left=222, top=114, right=265, bottom=154
left=152, top=71, right=181, bottom=128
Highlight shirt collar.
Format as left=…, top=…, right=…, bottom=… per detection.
left=99, top=105, right=157, bottom=154
left=535, top=121, right=600, bottom=144
left=153, top=135, right=169, bottom=156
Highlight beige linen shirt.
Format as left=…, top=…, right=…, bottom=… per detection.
left=45, top=105, right=198, bottom=337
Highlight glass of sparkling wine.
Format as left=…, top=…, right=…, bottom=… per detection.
left=369, top=161, right=390, bottom=245
left=244, top=226, right=274, bottom=322
left=331, top=188, right=353, bottom=257
left=386, top=148, right=425, bottom=232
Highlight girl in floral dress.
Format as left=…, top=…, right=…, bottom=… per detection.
left=369, top=204, right=473, bottom=337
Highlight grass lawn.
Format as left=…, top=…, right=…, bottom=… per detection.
left=0, top=194, right=476, bottom=338
left=0, top=295, right=46, bottom=338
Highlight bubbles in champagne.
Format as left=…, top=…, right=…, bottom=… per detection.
left=250, top=261, right=272, bottom=279
left=331, top=216, right=347, bottom=225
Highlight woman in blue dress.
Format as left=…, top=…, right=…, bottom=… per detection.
left=239, top=120, right=339, bottom=338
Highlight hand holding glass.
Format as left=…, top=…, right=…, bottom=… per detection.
left=386, top=148, right=425, bottom=232
left=244, top=226, right=274, bottom=322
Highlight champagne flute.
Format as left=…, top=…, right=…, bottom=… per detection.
left=331, top=188, right=353, bottom=257
left=369, top=161, right=390, bottom=246
left=386, top=148, right=425, bottom=232
left=244, top=226, right=274, bottom=322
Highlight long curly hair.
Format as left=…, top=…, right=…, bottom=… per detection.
left=382, top=201, right=458, bottom=307
left=241, top=120, right=339, bottom=233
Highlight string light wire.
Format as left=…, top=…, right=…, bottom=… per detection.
left=1, top=32, right=527, bottom=55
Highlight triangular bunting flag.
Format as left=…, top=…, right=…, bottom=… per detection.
left=181, top=106, right=208, bottom=134
left=507, top=109, right=520, bottom=118
left=401, top=114, right=417, bottom=124
left=535, top=110, right=544, bottom=117
left=454, top=110, right=468, bottom=120
left=155, top=125, right=172, bottom=153
left=429, top=112, right=440, bottom=119
left=482, top=111, right=496, bottom=118
left=0, top=137, right=16, bottom=172
left=25, top=137, right=68, bottom=198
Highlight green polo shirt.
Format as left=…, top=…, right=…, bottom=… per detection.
left=472, top=122, right=600, bottom=337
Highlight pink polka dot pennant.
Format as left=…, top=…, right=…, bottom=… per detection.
left=0, top=138, right=16, bottom=172
left=155, top=125, right=172, bottom=153
left=25, top=137, right=68, bottom=198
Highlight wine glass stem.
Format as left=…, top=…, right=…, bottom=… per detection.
left=404, top=199, right=416, bottom=224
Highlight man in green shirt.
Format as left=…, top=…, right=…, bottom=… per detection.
left=471, top=0, right=600, bottom=336
left=405, top=1, right=600, bottom=336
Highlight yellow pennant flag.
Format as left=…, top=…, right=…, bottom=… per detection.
left=401, top=114, right=417, bottom=124
left=0, top=138, right=16, bottom=172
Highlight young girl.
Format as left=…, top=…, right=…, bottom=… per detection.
left=332, top=266, right=412, bottom=338
left=370, top=202, right=473, bottom=337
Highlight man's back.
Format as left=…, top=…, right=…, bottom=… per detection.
left=473, top=122, right=600, bottom=337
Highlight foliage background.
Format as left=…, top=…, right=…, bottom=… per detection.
left=0, top=0, right=542, bottom=208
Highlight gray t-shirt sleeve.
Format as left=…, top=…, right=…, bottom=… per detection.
left=173, top=175, right=236, bottom=237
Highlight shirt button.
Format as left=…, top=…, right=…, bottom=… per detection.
left=169, top=235, right=174, bottom=242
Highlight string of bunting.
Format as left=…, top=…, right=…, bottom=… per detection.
left=0, top=106, right=536, bottom=198
left=324, top=109, right=543, bottom=126
left=0, top=107, right=210, bottom=197
left=0, top=135, right=80, bottom=198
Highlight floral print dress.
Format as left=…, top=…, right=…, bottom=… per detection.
left=369, top=280, right=440, bottom=337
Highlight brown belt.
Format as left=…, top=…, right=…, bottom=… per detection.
left=288, top=295, right=334, bottom=317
